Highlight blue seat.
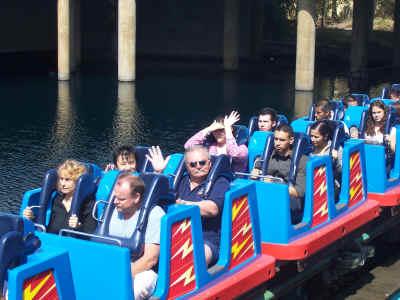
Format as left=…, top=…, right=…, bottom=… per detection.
left=248, top=114, right=288, bottom=137
left=35, top=168, right=97, bottom=227
left=351, top=93, right=369, bottom=106
left=0, top=213, right=40, bottom=292
left=93, top=173, right=169, bottom=260
left=232, top=125, right=249, bottom=146
left=134, top=146, right=152, bottom=172
left=382, top=86, right=390, bottom=99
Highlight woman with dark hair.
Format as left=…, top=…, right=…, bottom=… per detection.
left=357, top=100, right=396, bottom=152
left=184, top=111, right=248, bottom=172
left=309, top=120, right=342, bottom=193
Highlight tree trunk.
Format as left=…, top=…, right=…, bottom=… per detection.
left=321, top=0, right=326, bottom=28
left=332, top=0, right=337, bottom=20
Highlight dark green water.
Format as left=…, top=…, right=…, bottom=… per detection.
left=0, top=63, right=391, bottom=214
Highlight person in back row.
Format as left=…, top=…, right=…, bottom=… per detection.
left=390, top=85, right=400, bottom=101
left=147, top=145, right=230, bottom=266
left=352, top=100, right=396, bottom=152
left=184, top=111, right=248, bottom=172
left=105, top=145, right=137, bottom=172
left=314, top=100, right=332, bottom=121
left=257, top=107, right=277, bottom=132
left=342, top=95, right=358, bottom=113
left=251, top=124, right=308, bottom=224
left=23, top=159, right=97, bottom=234
left=109, top=173, right=164, bottom=300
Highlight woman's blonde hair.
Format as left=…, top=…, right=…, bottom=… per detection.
left=57, top=159, right=87, bottom=186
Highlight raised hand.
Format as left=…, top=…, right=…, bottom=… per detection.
left=331, top=149, right=338, bottom=160
left=105, top=163, right=116, bottom=172
left=68, top=214, right=81, bottom=229
left=23, top=207, right=35, bottom=220
left=224, top=110, right=240, bottom=128
left=206, top=120, right=224, bottom=134
left=146, top=146, right=170, bottom=173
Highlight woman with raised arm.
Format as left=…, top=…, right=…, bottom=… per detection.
left=184, top=111, right=248, bottom=172
left=23, top=159, right=97, bottom=234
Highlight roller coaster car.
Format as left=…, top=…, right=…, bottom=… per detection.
left=20, top=163, right=102, bottom=232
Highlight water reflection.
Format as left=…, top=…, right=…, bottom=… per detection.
left=294, top=91, right=313, bottom=120
left=113, top=83, right=144, bottom=146
left=51, top=81, right=76, bottom=159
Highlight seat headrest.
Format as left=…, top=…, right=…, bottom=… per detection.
left=329, top=121, right=347, bottom=153
left=289, top=132, right=311, bottom=184
left=382, top=86, right=390, bottom=99
left=0, top=213, right=25, bottom=237
left=276, top=114, right=289, bottom=127
left=232, top=125, right=249, bottom=146
left=260, top=134, right=275, bottom=175
left=351, top=93, right=369, bottom=106
left=70, top=173, right=97, bottom=216
left=203, top=155, right=232, bottom=199
left=134, top=146, right=152, bottom=172
left=248, top=116, right=258, bottom=137
left=36, top=169, right=58, bottom=225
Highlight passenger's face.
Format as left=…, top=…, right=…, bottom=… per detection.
left=371, top=106, right=385, bottom=123
left=212, top=128, right=226, bottom=145
left=113, top=180, right=140, bottom=214
left=390, top=92, right=400, bottom=100
left=58, top=172, right=76, bottom=196
left=185, top=149, right=211, bottom=181
left=116, top=154, right=136, bottom=172
left=348, top=100, right=358, bottom=107
left=258, top=114, right=276, bottom=132
left=274, top=130, right=293, bottom=156
left=310, top=129, right=328, bottom=150
left=315, top=107, right=330, bottom=121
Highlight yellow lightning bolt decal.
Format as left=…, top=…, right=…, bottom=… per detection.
left=350, top=153, right=359, bottom=168
left=350, top=172, right=362, bottom=185
left=316, top=166, right=325, bottom=177
left=315, top=181, right=327, bottom=197
left=172, top=239, right=193, bottom=260
left=23, top=273, right=52, bottom=300
left=314, top=202, right=328, bottom=217
left=173, top=219, right=191, bottom=237
left=232, top=223, right=252, bottom=240
left=238, top=243, right=255, bottom=259
left=350, top=183, right=362, bottom=199
left=232, top=199, right=246, bottom=221
left=171, top=266, right=195, bottom=287
left=231, top=235, right=252, bottom=259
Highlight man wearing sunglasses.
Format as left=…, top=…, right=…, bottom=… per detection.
left=147, top=145, right=230, bottom=267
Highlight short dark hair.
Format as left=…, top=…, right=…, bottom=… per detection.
left=309, top=120, right=333, bottom=140
left=113, top=145, right=136, bottom=165
left=117, top=172, right=145, bottom=198
left=275, top=123, right=294, bottom=138
left=258, top=107, right=277, bottom=122
left=342, top=95, right=358, bottom=108
left=315, top=101, right=331, bottom=113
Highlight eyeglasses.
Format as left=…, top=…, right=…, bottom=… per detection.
left=188, top=160, right=207, bottom=168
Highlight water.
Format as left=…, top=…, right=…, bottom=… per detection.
left=0, top=62, right=393, bottom=214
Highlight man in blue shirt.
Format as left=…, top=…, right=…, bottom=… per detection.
left=147, top=145, right=230, bottom=266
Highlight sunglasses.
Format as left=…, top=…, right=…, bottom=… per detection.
left=188, top=160, right=208, bottom=168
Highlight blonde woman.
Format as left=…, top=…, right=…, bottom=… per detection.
left=23, top=160, right=96, bottom=234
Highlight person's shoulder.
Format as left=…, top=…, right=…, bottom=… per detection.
left=150, top=205, right=165, bottom=218
left=214, top=176, right=230, bottom=186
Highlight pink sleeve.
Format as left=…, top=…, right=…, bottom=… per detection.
left=184, top=129, right=208, bottom=150
left=225, top=138, right=248, bottom=159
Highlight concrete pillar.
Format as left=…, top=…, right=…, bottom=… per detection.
left=118, top=0, right=136, bottom=82
left=393, top=0, right=400, bottom=68
left=350, top=0, right=374, bottom=92
left=294, top=91, right=314, bottom=120
left=223, top=0, right=239, bottom=71
left=295, top=0, right=316, bottom=91
left=58, top=0, right=71, bottom=80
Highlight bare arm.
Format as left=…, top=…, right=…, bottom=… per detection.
left=176, top=198, right=219, bottom=217
left=131, top=243, right=160, bottom=277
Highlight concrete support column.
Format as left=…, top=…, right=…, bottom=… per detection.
left=118, top=0, right=136, bottom=82
left=350, top=0, right=374, bottom=91
left=223, top=0, right=239, bottom=71
left=295, top=0, right=316, bottom=91
left=294, top=91, right=314, bottom=120
left=58, top=0, right=71, bottom=80
left=393, top=0, right=400, bottom=67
